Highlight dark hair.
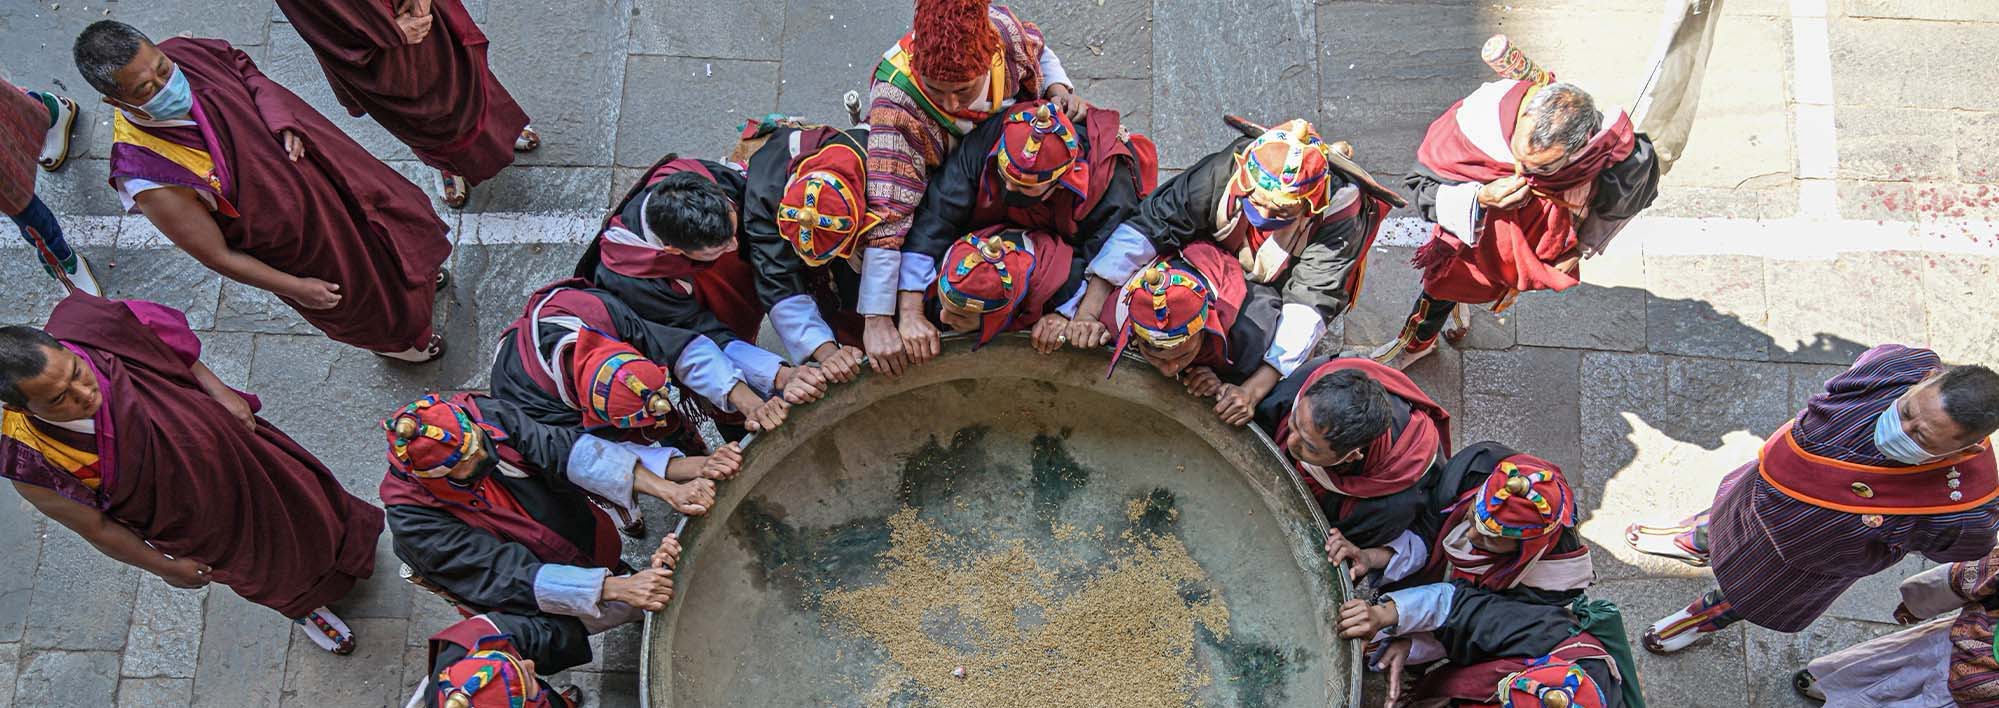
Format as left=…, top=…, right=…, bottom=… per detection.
left=1525, top=82, right=1602, bottom=156
left=1300, top=368, right=1393, bottom=455
left=0, top=326, right=61, bottom=408
left=641, top=173, right=736, bottom=251
left=1937, top=365, right=1999, bottom=438
left=74, top=20, right=151, bottom=98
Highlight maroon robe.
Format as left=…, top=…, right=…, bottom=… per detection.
left=111, top=38, right=451, bottom=353
left=273, top=0, right=529, bottom=184
left=10, top=293, right=381, bottom=617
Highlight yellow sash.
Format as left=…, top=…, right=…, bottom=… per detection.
left=1, top=410, right=101, bottom=488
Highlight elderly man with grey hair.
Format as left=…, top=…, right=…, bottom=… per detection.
left=1371, top=80, right=1660, bottom=369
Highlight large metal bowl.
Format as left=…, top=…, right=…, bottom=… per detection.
left=642, top=335, right=1362, bottom=707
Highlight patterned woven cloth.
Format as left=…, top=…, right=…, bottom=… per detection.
left=0, top=75, right=50, bottom=214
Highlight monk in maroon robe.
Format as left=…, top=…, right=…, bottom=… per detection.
left=75, top=22, right=452, bottom=361
left=0, top=294, right=381, bottom=654
left=273, top=0, right=536, bottom=208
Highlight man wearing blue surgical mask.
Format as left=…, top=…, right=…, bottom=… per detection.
left=72, top=21, right=454, bottom=362
left=1625, top=344, right=1999, bottom=656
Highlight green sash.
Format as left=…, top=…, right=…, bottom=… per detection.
left=1570, top=596, right=1647, bottom=708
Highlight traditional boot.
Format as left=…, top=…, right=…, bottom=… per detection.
left=37, top=93, right=77, bottom=172
left=1644, top=587, right=1739, bottom=654
left=1368, top=294, right=1451, bottom=370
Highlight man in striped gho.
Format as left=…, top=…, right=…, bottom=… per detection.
left=1630, top=345, right=1999, bottom=653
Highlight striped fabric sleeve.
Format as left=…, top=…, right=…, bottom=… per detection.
left=863, top=93, right=945, bottom=251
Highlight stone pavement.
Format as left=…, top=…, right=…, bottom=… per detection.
left=2, top=0, right=1998, bottom=705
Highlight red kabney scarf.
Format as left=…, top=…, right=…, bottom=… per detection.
left=1411, top=80, right=1634, bottom=304
left=1274, top=359, right=1452, bottom=499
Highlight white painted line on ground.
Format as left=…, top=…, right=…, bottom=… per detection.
left=1790, top=0, right=1841, bottom=218
left=63, top=212, right=1999, bottom=257
left=1374, top=215, right=1999, bottom=256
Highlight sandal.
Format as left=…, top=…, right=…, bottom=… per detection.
left=378, top=333, right=448, bottom=364
left=295, top=606, right=357, bottom=655
left=1625, top=513, right=1711, bottom=567
left=556, top=684, right=586, bottom=707
left=439, top=171, right=470, bottom=209
left=514, top=125, right=541, bottom=153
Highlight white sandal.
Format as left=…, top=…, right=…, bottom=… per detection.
left=294, top=606, right=356, bottom=655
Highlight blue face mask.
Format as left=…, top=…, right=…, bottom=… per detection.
left=1239, top=196, right=1297, bottom=232
left=134, top=65, right=193, bottom=121
left=1873, top=400, right=1938, bottom=465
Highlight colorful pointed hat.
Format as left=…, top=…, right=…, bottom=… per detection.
left=1472, top=455, right=1576, bottom=541
left=1229, top=119, right=1335, bottom=215
left=384, top=394, right=504, bottom=479
left=569, top=328, right=675, bottom=430
left=436, top=647, right=552, bottom=708
left=1497, top=655, right=1608, bottom=708
left=778, top=141, right=876, bottom=266
left=1106, top=260, right=1216, bottom=376
left=992, top=101, right=1087, bottom=196
left=938, top=229, right=1039, bottom=346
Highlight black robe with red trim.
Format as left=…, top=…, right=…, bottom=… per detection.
left=741, top=126, right=870, bottom=345
left=1253, top=356, right=1448, bottom=549
left=903, top=105, right=1146, bottom=266
left=1412, top=594, right=1627, bottom=708
left=575, top=155, right=762, bottom=346
left=1123, top=136, right=1373, bottom=321
left=383, top=395, right=627, bottom=616
left=489, top=281, right=705, bottom=433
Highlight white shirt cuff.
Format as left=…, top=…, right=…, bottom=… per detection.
left=1053, top=285, right=1086, bottom=319
left=1383, top=583, right=1457, bottom=636
left=1435, top=181, right=1482, bottom=245
left=1038, top=45, right=1073, bottom=94
left=1406, top=633, right=1448, bottom=666
left=1264, top=303, right=1326, bottom=376
left=723, top=340, right=784, bottom=395
left=1088, top=223, right=1156, bottom=284
left=1380, top=530, right=1430, bottom=584
left=674, top=336, right=747, bottom=413
left=768, top=295, right=837, bottom=364
left=565, top=435, right=685, bottom=519
left=857, top=247, right=900, bottom=316
left=900, top=252, right=939, bottom=291
left=533, top=564, right=609, bottom=619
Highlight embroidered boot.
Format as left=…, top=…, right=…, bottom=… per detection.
left=1644, top=587, right=1739, bottom=654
